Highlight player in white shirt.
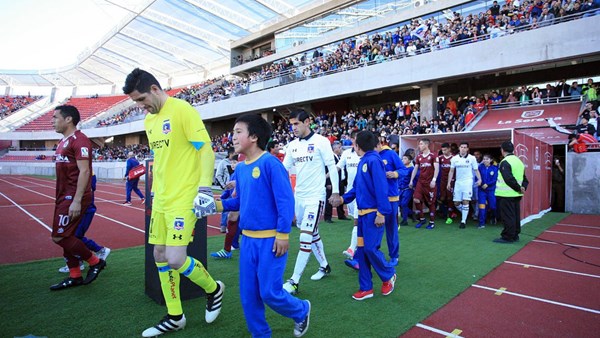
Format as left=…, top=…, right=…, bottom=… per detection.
left=336, top=131, right=361, bottom=264
left=282, top=110, right=340, bottom=294
left=447, top=142, right=482, bottom=229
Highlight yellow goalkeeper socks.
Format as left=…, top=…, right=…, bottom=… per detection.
left=156, top=262, right=183, bottom=316
left=176, top=256, right=217, bottom=293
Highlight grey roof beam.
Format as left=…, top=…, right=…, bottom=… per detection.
left=183, top=0, right=259, bottom=30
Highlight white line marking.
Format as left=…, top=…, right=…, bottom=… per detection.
left=0, top=178, right=144, bottom=232
left=472, top=284, right=600, bottom=314
left=0, top=192, right=52, bottom=232
left=504, top=261, right=600, bottom=279
left=415, top=323, right=464, bottom=338
left=24, top=176, right=127, bottom=197
left=95, top=213, right=144, bottom=233
left=3, top=176, right=218, bottom=232
left=0, top=202, right=55, bottom=208
left=545, top=230, right=600, bottom=239
left=532, top=239, right=600, bottom=250
left=556, top=224, right=600, bottom=230
left=10, top=177, right=145, bottom=211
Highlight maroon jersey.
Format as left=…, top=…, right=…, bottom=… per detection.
left=415, top=151, right=438, bottom=184
left=54, top=130, right=92, bottom=201
left=438, top=154, right=453, bottom=183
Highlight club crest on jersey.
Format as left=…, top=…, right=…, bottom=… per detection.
left=307, top=144, right=314, bottom=153
left=362, top=163, right=368, bottom=172
left=383, top=159, right=388, bottom=165
left=63, top=140, right=69, bottom=148
left=162, top=120, right=171, bottom=134
left=307, top=212, right=315, bottom=221
left=174, top=217, right=185, bottom=231
left=252, top=166, right=261, bottom=179
left=80, top=147, right=89, bottom=158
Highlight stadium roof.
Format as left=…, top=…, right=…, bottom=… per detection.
left=0, top=0, right=325, bottom=88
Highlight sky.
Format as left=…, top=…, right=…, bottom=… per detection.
left=0, top=0, right=142, bottom=70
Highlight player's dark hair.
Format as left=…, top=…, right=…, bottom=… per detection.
left=123, top=68, right=162, bottom=94
left=235, top=114, right=272, bottom=150
left=420, top=138, right=431, bottom=145
left=460, top=141, right=469, bottom=147
left=266, top=140, right=276, bottom=152
left=289, top=109, right=310, bottom=123
left=483, top=153, right=493, bottom=160
left=55, top=105, right=81, bottom=126
left=226, top=147, right=235, bottom=156
left=501, top=141, right=514, bottom=153
left=441, top=142, right=450, bottom=148
left=403, top=154, right=413, bottom=162
left=355, top=130, right=378, bottom=152
left=350, top=130, right=358, bottom=139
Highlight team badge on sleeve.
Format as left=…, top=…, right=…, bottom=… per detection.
left=362, top=163, right=368, bottom=172
left=81, top=147, right=89, bottom=157
left=174, top=217, right=185, bottom=231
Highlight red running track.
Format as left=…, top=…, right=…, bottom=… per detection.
left=402, top=214, right=600, bottom=338
left=0, top=175, right=223, bottom=264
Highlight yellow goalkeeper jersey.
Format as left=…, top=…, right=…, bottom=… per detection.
left=145, top=97, right=214, bottom=212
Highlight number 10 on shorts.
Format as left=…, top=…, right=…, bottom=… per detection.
left=58, top=214, right=70, bottom=227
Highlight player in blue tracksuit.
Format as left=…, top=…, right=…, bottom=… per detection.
left=398, top=154, right=414, bottom=227
left=336, top=131, right=396, bottom=300
left=377, top=143, right=402, bottom=266
left=478, top=154, right=498, bottom=227
left=219, top=114, right=310, bottom=338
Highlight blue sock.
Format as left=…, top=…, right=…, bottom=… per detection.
left=81, top=237, right=103, bottom=252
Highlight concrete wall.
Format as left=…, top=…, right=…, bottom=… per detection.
left=565, top=152, right=600, bottom=215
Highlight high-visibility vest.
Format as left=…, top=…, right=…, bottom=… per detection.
left=495, top=154, right=524, bottom=197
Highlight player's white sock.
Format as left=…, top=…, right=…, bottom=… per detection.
left=291, top=250, right=310, bottom=283
left=350, top=226, right=358, bottom=252
left=461, top=204, right=469, bottom=223
left=312, top=237, right=328, bottom=267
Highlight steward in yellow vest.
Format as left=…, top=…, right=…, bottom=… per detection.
left=493, top=141, right=529, bottom=243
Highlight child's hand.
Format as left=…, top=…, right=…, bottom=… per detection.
left=273, top=238, right=289, bottom=257
left=375, top=214, right=385, bottom=227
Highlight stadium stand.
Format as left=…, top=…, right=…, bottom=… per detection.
left=0, top=95, right=41, bottom=119
left=17, top=95, right=128, bottom=131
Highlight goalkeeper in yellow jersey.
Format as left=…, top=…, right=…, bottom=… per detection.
left=124, top=68, right=224, bottom=337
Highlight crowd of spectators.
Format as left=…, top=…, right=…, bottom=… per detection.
left=210, top=78, right=594, bottom=153
left=176, top=0, right=599, bottom=109
left=92, top=144, right=150, bottom=162
left=227, top=0, right=600, bottom=87
left=1, top=95, right=41, bottom=119
left=90, top=0, right=598, bottom=130
left=96, top=106, right=146, bottom=127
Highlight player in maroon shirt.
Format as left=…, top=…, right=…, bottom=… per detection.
left=50, top=105, right=106, bottom=290
left=437, top=143, right=456, bottom=224
left=409, top=138, right=440, bottom=229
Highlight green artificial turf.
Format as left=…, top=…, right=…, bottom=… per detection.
left=1, top=212, right=567, bottom=338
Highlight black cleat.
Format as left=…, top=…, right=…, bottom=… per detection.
left=459, top=222, right=466, bottom=229
left=83, top=259, right=106, bottom=285
left=50, top=277, right=83, bottom=291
